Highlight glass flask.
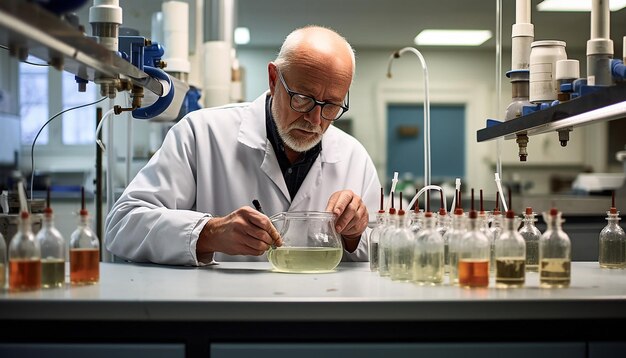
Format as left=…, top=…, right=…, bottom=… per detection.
left=598, top=205, right=626, bottom=269
left=518, top=207, right=541, bottom=272
left=378, top=207, right=396, bottom=277
left=495, top=210, right=526, bottom=288
left=413, top=211, right=444, bottom=285
left=70, top=205, right=100, bottom=285
left=9, top=211, right=42, bottom=291
left=37, top=193, right=66, bottom=288
left=369, top=209, right=387, bottom=272
left=458, top=196, right=490, bottom=288
left=268, top=211, right=342, bottom=273
left=0, top=230, right=6, bottom=290
left=539, top=208, right=571, bottom=288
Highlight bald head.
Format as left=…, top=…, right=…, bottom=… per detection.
left=274, top=26, right=355, bottom=81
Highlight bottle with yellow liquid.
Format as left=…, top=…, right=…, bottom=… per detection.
left=539, top=207, right=571, bottom=288
left=36, top=188, right=65, bottom=288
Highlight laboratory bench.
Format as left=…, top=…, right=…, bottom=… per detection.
left=0, top=262, right=625, bottom=358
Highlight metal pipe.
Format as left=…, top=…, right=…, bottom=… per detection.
left=386, top=47, right=431, bottom=188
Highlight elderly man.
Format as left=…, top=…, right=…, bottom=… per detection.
left=105, top=25, right=381, bottom=265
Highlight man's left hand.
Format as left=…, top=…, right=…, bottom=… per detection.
left=325, top=190, right=369, bottom=240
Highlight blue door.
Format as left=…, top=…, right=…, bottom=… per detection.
left=386, top=104, right=465, bottom=185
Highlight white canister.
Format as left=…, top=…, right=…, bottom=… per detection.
left=529, top=40, right=567, bottom=103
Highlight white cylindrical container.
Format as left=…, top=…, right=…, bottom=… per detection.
left=202, top=41, right=232, bottom=108
left=162, top=1, right=190, bottom=74
left=529, top=40, right=567, bottom=103
left=556, top=59, right=580, bottom=81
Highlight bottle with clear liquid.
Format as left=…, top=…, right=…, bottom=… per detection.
left=495, top=210, right=526, bottom=288
left=458, top=191, right=490, bottom=288
left=389, top=207, right=414, bottom=282
left=9, top=211, right=42, bottom=291
left=413, top=211, right=444, bottom=285
left=598, top=198, right=626, bottom=268
left=0, top=231, right=6, bottom=290
left=478, top=210, right=495, bottom=275
left=435, top=208, right=450, bottom=238
left=518, top=207, right=541, bottom=272
left=378, top=207, right=396, bottom=277
left=70, top=192, right=100, bottom=285
left=446, top=191, right=466, bottom=284
left=539, top=208, right=571, bottom=288
left=36, top=203, right=66, bottom=288
left=409, top=207, right=423, bottom=236
left=369, top=209, right=387, bottom=272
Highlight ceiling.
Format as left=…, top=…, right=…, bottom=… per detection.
left=85, top=0, right=626, bottom=53
left=235, top=0, right=626, bottom=53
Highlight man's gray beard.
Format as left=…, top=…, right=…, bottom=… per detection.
left=272, top=107, right=323, bottom=152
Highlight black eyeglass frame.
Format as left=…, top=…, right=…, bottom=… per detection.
left=276, top=68, right=350, bottom=121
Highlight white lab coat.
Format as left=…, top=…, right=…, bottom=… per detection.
left=105, top=92, right=381, bottom=266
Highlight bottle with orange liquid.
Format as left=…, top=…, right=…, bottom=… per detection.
left=458, top=188, right=490, bottom=288
left=69, top=187, right=100, bottom=285
left=9, top=211, right=42, bottom=291
left=0, top=230, right=6, bottom=290
left=36, top=188, right=66, bottom=288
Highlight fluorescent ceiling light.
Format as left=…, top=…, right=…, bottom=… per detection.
left=414, top=30, right=492, bottom=46
left=234, top=27, right=250, bottom=45
left=537, top=0, right=626, bottom=11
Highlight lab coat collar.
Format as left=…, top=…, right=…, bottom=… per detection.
left=236, top=91, right=341, bottom=164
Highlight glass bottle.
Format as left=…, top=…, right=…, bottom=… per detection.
left=446, top=191, right=466, bottom=284
left=389, top=207, right=413, bottom=282
left=378, top=207, right=396, bottom=277
left=0, top=231, right=6, bottom=290
left=539, top=208, right=571, bottom=288
left=598, top=201, right=626, bottom=269
left=69, top=189, right=100, bottom=285
left=369, top=208, right=387, bottom=272
left=368, top=188, right=386, bottom=272
left=495, top=210, right=526, bottom=288
left=36, top=202, right=66, bottom=288
left=436, top=208, right=450, bottom=238
left=9, top=211, right=42, bottom=291
left=409, top=206, right=423, bottom=236
left=518, top=207, right=541, bottom=272
left=413, top=211, right=444, bottom=285
left=478, top=210, right=495, bottom=274
left=458, top=189, right=490, bottom=288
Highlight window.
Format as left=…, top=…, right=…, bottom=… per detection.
left=19, top=61, right=48, bottom=145
left=19, top=61, right=97, bottom=147
left=62, top=71, right=96, bottom=145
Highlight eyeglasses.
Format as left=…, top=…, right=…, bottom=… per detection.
left=276, top=68, right=349, bottom=121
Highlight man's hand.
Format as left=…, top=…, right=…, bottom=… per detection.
left=197, top=206, right=282, bottom=256
left=325, top=190, right=369, bottom=249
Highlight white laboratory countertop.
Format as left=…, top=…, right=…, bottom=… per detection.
left=1, top=262, right=625, bottom=322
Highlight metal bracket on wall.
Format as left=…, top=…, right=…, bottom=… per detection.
left=477, top=83, right=626, bottom=142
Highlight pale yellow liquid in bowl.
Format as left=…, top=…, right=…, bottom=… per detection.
left=268, top=247, right=342, bottom=273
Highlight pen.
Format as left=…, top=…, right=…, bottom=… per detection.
left=252, top=199, right=276, bottom=249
